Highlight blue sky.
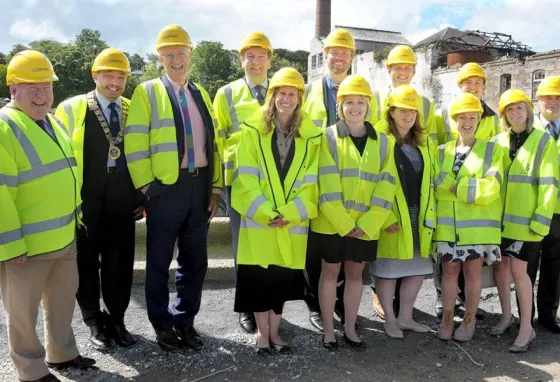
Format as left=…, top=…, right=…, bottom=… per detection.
left=0, top=0, right=556, bottom=58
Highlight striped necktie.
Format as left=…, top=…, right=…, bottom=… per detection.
left=254, top=85, right=265, bottom=106
left=178, top=87, right=195, bottom=172
left=546, top=122, right=558, bottom=141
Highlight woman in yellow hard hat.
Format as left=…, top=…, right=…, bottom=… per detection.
left=434, top=92, right=503, bottom=342
left=491, top=89, right=558, bottom=352
left=231, top=67, right=322, bottom=355
left=310, top=75, right=397, bottom=350
left=371, top=85, right=437, bottom=339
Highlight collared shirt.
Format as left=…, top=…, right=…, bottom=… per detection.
left=274, top=119, right=296, bottom=168
left=245, top=76, right=268, bottom=100
left=509, top=129, right=529, bottom=160
left=95, top=90, right=123, bottom=125
left=325, top=75, right=338, bottom=126
left=166, top=75, right=208, bottom=168
left=36, top=118, right=57, bottom=141
left=540, top=114, right=560, bottom=138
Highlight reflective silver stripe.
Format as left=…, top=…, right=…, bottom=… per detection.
left=466, top=177, right=476, bottom=203
left=379, top=133, right=388, bottom=166
left=437, top=217, right=454, bottom=225
left=237, top=166, right=259, bottom=177
left=456, top=219, right=501, bottom=229
left=240, top=219, right=266, bottom=229
left=293, top=197, right=308, bottom=221
left=508, top=174, right=532, bottom=184
left=319, top=166, right=338, bottom=175
left=378, top=172, right=396, bottom=185
left=360, top=171, right=377, bottom=183
left=289, top=226, right=309, bottom=235
left=0, top=174, right=18, bottom=187
left=18, top=157, right=77, bottom=184
left=429, top=133, right=438, bottom=141
left=532, top=133, right=551, bottom=181
left=240, top=218, right=308, bottom=235
left=493, top=115, right=500, bottom=136
left=126, top=124, right=150, bottom=134
left=151, top=143, right=177, bottom=154
left=438, top=145, right=445, bottom=165
left=373, top=91, right=381, bottom=120
left=325, top=126, right=339, bottom=168
left=225, top=161, right=234, bottom=170
left=223, top=84, right=240, bottom=131
left=63, top=102, right=75, bottom=135
left=21, top=209, right=77, bottom=235
left=304, top=83, right=312, bottom=102
left=442, top=107, right=451, bottom=142
left=312, top=119, right=323, bottom=128
left=503, top=214, right=530, bottom=225
left=425, top=219, right=435, bottom=229
left=0, top=228, right=24, bottom=245
left=351, top=201, right=369, bottom=213
left=371, top=196, right=392, bottom=210
left=126, top=150, right=150, bottom=163
left=213, top=118, right=218, bottom=127
left=538, top=176, right=559, bottom=187
left=245, top=195, right=268, bottom=219
left=341, top=168, right=359, bottom=178
left=0, top=114, right=41, bottom=165
left=435, top=172, right=447, bottom=188
left=482, top=142, right=494, bottom=176
left=294, top=174, right=318, bottom=189
left=51, top=114, right=68, bottom=137
left=218, top=130, right=227, bottom=138
left=143, top=82, right=176, bottom=130
left=487, top=170, right=502, bottom=186
left=319, top=192, right=343, bottom=205
left=422, top=96, right=430, bottom=126
left=533, top=213, right=552, bottom=226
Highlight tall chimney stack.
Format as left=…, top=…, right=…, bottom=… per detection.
left=315, top=0, right=331, bottom=38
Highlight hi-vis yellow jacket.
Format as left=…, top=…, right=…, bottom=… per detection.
left=124, top=78, right=222, bottom=191
left=434, top=139, right=503, bottom=245
left=0, top=107, right=82, bottom=261
left=436, top=101, right=500, bottom=144
left=376, top=87, right=438, bottom=143
left=213, top=78, right=267, bottom=186
left=55, top=94, right=131, bottom=177
left=311, top=121, right=397, bottom=241
left=492, top=127, right=558, bottom=241
left=375, top=128, right=437, bottom=259
left=302, top=77, right=380, bottom=129
left=232, top=110, right=321, bottom=269
left=534, top=114, right=560, bottom=214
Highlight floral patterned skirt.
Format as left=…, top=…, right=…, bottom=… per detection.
left=433, top=242, right=501, bottom=265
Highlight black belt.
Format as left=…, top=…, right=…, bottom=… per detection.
left=179, top=167, right=207, bottom=177
left=107, top=167, right=118, bottom=174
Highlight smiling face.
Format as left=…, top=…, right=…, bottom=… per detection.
left=341, top=95, right=368, bottom=124
left=325, top=47, right=353, bottom=76
left=504, top=102, right=529, bottom=128
left=273, top=86, right=300, bottom=117
left=11, top=82, right=53, bottom=120
left=93, top=70, right=127, bottom=101
left=241, top=47, right=271, bottom=84
left=459, top=76, right=486, bottom=99
left=388, top=64, right=415, bottom=87
left=158, top=45, right=191, bottom=83
left=538, top=95, right=560, bottom=121
left=390, top=107, right=418, bottom=134
left=455, top=111, right=480, bottom=138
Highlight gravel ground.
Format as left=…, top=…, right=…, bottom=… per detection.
left=1, top=278, right=559, bottom=382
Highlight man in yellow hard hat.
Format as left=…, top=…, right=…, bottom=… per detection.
left=302, top=28, right=380, bottom=331
left=0, top=50, right=95, bottom=382
left=436, top=62, right=500, bottom=144
left=213, top=31, right=272, bottom=334
left=124, top=25, right=223, bottom=352
left=528, top=75, right=560, bottom=333
left=55, top=48, right=143, bottom=351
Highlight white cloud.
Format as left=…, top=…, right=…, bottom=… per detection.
left=9, top=18, right=69, bottom=42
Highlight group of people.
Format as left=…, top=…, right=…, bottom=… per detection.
left=0, top=23, right=559, bottom=382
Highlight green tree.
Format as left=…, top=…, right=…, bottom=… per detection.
left=128, top=53, right=145, bottom=71
left=139, top=62, right=164, bottom=83
left=146, top=53, right=159, bottom=65
left=7, top=44, right=29, bottom=60
left=0, top=53, right=7, bottom=65
left=123, top=74, right=140, bottom=99
left=0, top=64, right=9, bottom=99
left=190, top=41, right=239, bottom=99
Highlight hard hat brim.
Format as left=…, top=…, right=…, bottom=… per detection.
left=451, top=108, right=483, bottom=119
left=536, top=90, right=560, bottom=97
left=156, top=42, right=193, bottom=51
left=8, top=73, right=59, bottom=85
left=387, top=60, right=417, bottom=66
left=390, top=101, right=419, bottom=111
left=239, top=45, right=273, bottom=56
left=92, top=66, right=131, bottom=74
left=337, top=92, right=372, bottom=102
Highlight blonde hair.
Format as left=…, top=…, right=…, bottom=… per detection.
left=386, top=106, right=426, bottom=147
left=336, top=95, right=372, bottom=122
left=500, top=102, right=535, bottom=134
left=262, top=88, right=303, bottom=136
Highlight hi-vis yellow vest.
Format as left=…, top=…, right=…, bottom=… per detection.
left=492, top=127, right=558, bottom=241
left=232, top=110, right=322, bottom=269
left=302, top=77, right=380, bottom=129
left=534, top=114, right=560, bottom=214
left=434, top=139, right=503, bottom=245
left=213, top=78, right=267, bottom=186
left=311, top=121, right=397, bottom=241
left=376, top=133, right=438, bottom=260
left=436, top=102, right=500, bottom=144
left=124, top=78, right=223, bottom=190
left=0, top=107, right=82, bottom=261
left=55, top=94, right=131, bottom=177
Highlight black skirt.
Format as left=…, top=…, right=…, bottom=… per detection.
left=500, top=239, right=541, bottom=262
left=234, top=264, right=305, bottom=315
left=308, top=231, right=378, bottom=264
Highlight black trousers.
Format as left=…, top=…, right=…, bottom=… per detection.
left=77, top=172, right=136, bottom=326
left=145, top=169, right=209, bottom=332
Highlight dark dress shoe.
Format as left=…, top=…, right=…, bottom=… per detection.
left=88, top=324, right=112, bottom=351
left=46, top=355, right=96, bottom=370
left=255, top=345, right=271, bottom=356
left=343, top=334, right=366, bottom=351
left=175, top=325, right=204, bottom=351
left=538, top=318, right=560, bottom=333
left=155, top=330, right=183, bottom=352
left=238, top=312, right=257, bottom=334
left=20, top=373, right=61, bottom=382
left=270, top=340, right=292, bottom=354
left=309, top=311, right=324, bottom=331
left=110, top=324, right=136, bottom=348
left=322, top=335, right=339, bottom=351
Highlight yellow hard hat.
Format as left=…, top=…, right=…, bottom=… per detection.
left=387, top=85, right=420, bottom=110
left=92, top=48, right=131, bottom=75
left=6, top=50, right=58, bottom=85
left=386, top=45, right=416, bottom=66
left=536, top=75, right=560, bottom=97
left=456, top=62, right=488, bottom=85
left=450, top=92, right=483, bottom=119
left=323, top=28, right=356, bottom=53
left=239, top=31, right=272, bottom=55
left=498, top=89, right=533, bottom=116
left=156, top=24, right=193, bottom=51
left=268, top=67, right=305, bottom=94
left=337, top=75, right=372, bottom=101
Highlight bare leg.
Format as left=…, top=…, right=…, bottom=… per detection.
left=268, top=311, right=286, bottom=345
left=319, top=261, right=341, bottom=343
left=343, top=261, right=364, bottom=342
left=510, top=258, right=535, bottom=346
left=492, top=257, right=513, bottom=330
left=463, top=259, right=484, bottom=313
left=397, top=275, right=429, bottom=331
left=442, top=262, right=461, bottom=311
left=376, top=277, right=401, bottom=337
left=254, top=311, right=270, bottom=347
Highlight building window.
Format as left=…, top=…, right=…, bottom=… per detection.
left=318, top=52, right=323, bottom=67
left=500, top=73, right=511, bottom=95
left=356, top=49, right=365, bottom=55
left=532, top=70, right=546, bottom=100
left=312, top=55, right=317, bottom=69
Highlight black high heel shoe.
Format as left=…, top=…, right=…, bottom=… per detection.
left=255, top=339, right=271, bottom=356
left=343, top=334, right=366, bottom=351
left=322, top=335, right=339, bottom=351
left=270, top=340, right=292, bottom=354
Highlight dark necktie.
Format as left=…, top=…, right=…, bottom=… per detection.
left=36, top=119, right=56, bottom=140
left=546, top=122, right=558, bottom=141
left=178, top=88, right=196, bottom=172
left=333, top=85, right=340, bottom=121
left=254, top=85, right=265, bottom=106
left=108, top=102, right=120, bottom=137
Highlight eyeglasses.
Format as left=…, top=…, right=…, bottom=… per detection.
left=161, top=51, right=190, bottom=60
